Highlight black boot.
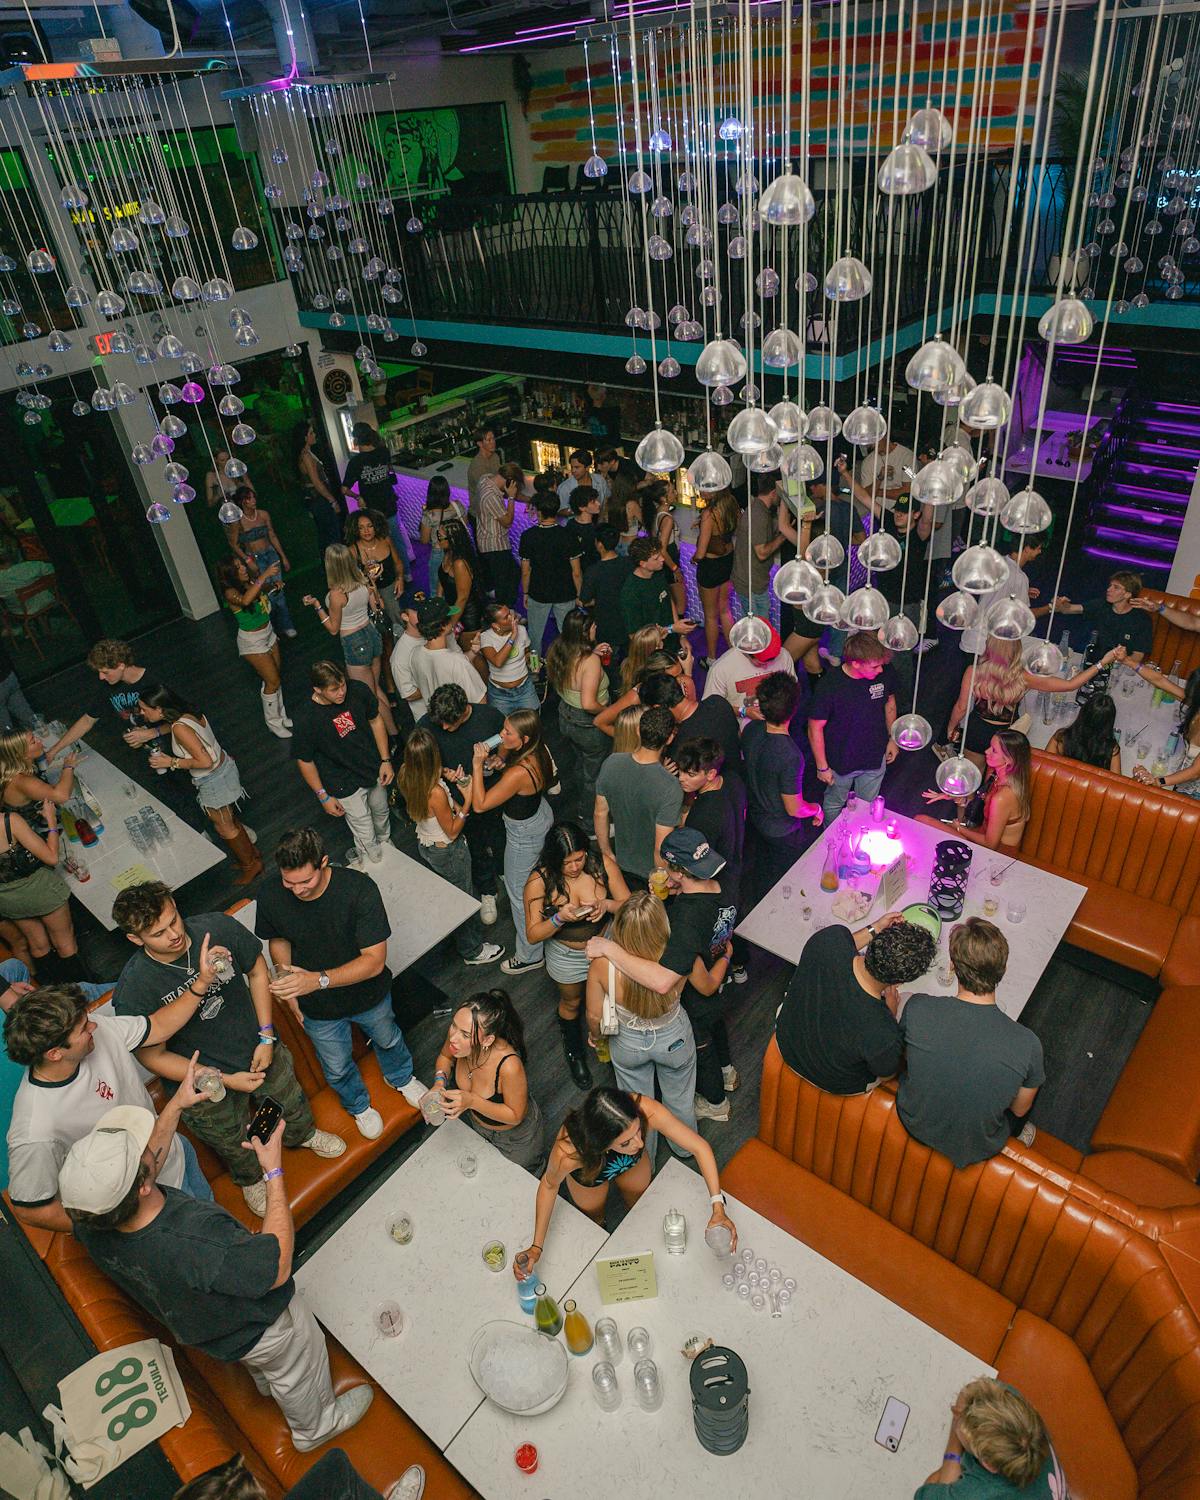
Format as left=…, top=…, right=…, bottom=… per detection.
left=558, top=1012, right=592, bottom=1090
left=43, top=951, right=90, bottom=985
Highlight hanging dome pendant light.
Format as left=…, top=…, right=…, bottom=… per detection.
left=952, top=544, right=1010, bottom=594
left=688, top=450, right=732, bottom=493
left=634, top=425, right=686, bottom=473
left=878, top=142, right=938, bottom=195
left=695, top=338, right=747, bottom=389
left=892, top=712, right=933, bottom=750
left=760, top=173, right=816, bottom=225
left=960, top=380, right=1013, bottom=430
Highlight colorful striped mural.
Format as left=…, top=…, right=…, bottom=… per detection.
left=526, top=2, right=1045, bottom=166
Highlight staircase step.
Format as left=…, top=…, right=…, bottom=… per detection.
left=1094, top=502, right=1186, bottom=527
left=1089, top=524, right=1180, bottom=553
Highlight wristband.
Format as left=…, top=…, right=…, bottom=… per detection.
left=262, top=1166, right=284, bottom=1182
left=944, top=1453, right=962, bottom=1464
left=710, top=1192, right=726, bottom=1205
left=434, top=1070, right=448, bottom=1082
left=317, top=789, right=330, bottom=802
left=257, top=1031, right=276, bottom=1043
left=188, top=985, right=207, bottom=999
left=530, top=1243, right=543, bottom=1251
left=551, top=911, right=564, bottom=928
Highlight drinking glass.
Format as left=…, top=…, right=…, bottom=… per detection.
left=983, top=897, right=999, bottom=918
left=1123, top=729, right=1139, bottom=747
left=704, top=1222, right=733, bottom=1258
left=375, top=1301, right=404, bottom=1337
left=481, top=1240, right=507, bottom=1272
left=458, top=1150, right=478, bottom=1178
left=988, top=864, right=1005, bottom=887
left=1137, top=742, right=1150, bottom=762
left=627, top=1326, right=652, bottom=1360
left=592, top=1361, right=622, bottom=1411
left=595, top=1316, right=622, bottom=1364
left=195, top=1067, right=226, bottom=1102
left=750, top=1292, right=767, bottom=1313
left=937, top=960, right=954, bottom=987
left=1007, top=900, right=1027, bottom=924
left=633, top=1358, right=663, bottom=1411
left=386, top=1213, right=414, bottom=1245
left=721, top=1272, right=736, bottom=1291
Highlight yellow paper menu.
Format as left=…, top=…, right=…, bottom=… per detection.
left=112, top=864, right=157, bottom=892
left=595, top=1250, right=658, bottom=1305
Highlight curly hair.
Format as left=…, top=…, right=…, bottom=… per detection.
left=111, top=880, right=174, bottom=937
left=862, top=921, right=936, bottom=985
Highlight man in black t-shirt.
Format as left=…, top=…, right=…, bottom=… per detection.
left=256, top=828, right=425, bottom=1140
left=580, top=523, right=634, bottom=658
left=564, top=485, right=603, bottom=570
left=422, top=683, right=505, bottom=924
left=112, top=882, right=344, bottom=1217
left=639, top=670, right=744, bottom=779
left=1055, top=570, right=1155, bottom=664
left=293, top=661, right=394, bottom=867
left=519, top=491, right=583, bottom=652
left=675, top=737, right=749, bottom=981
left=775, top=914, right=934, bottom=1095
left=808, top=631, right=899, bottom=823
left=61, top=1103, right=374, bottom=1452
left=45, top=638, right=170, bottom=761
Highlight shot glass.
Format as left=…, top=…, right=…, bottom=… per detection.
left=633, top=1358, right=663, bottom=1412
left=595, top=1316, right=622, bottom=1364
left=375, top=1301, right=404, bottom=1337
left=386, top=1213, right=414, bottom=1246
left=592, top=1361, right=622, bottom=1411
left=1006, top=899, right=1027, bottom=924
left=458, top=1150, right=478, bottom=1179
left=627, top=1326, right=652, bottom=1359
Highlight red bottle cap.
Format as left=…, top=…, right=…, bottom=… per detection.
left=514, top=1443, right=538, bottom=1474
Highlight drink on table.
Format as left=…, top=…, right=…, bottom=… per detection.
left=564, top=1299, right=593, bottom=1355
left=533, top=1283, right=563, bottom=1338
left=420, top=1089, right=446, bottom=1125
left=704, top=1222, right=733, bottom=1257
left=648, top=867, right=670, bottom=900
left=662, top=1207, right=687, bottom=1254
left=820, top=837, right=840, bottom=893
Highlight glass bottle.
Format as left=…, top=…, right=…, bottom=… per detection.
left=514, top=1252, right=539, bottom=1314
left=563, top=1299, right=593, bottom=1355
left=533, top=1282, right=563, bottom=1338
left=820, top=835, right=840, bottom=893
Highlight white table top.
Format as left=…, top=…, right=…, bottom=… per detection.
left=735, top=806, right=1086, bottom=1020
left=1024, top=658, right=1187, bottom=779
left=295, top=1118, right=608, bottom=1450
left=229, top=842, right=479, bottom=976
left=60, top=745, right=225, bottom=929
left=445, top=1159, right=994, bottom=1500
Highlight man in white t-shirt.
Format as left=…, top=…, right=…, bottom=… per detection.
left=389, top=588, right=464, bottom=725
left=961, top=538, right=1044, bottom=656
left=702, top=626, right=798, bottom=717
left=856, top=436, right=916, bottom=508
left=410, top=597, right=486, bottom=707
left=4, top=981, right=214, bottom=1231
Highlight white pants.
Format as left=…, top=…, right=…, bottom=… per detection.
left=341, top=783, right=392, bottom=856
left=240, top=1296, right=339, bottom=1447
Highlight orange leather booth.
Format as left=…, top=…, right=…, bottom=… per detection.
left=1015, top=751, right=1200, bottom=982
left=723, top=1041, right=1200, bottom=1500
left=1142, top=588, right=1200, bottom=680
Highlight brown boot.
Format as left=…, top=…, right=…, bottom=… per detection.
left=222, top=825, right=264, bottom=886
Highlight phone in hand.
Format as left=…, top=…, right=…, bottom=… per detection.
left=874, top=1396, right=910, bottom=1452
left=245, top=1095, right=284, bottom=1146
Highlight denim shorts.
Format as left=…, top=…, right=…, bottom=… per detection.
left=342, top=623, right=382, bottom=666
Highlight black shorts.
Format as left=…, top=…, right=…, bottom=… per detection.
left=695, top=552, right=735, bottom=590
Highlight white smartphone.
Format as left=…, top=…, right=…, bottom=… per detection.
left=874, top=1396, right=910, bottom=1453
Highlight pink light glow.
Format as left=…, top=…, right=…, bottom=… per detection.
left=859, top=829, right=904, bottom=868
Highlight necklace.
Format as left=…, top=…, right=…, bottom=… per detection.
left=155, top=936, right=195, bottom=973
left=465, top=1042, right=493, bottom=1082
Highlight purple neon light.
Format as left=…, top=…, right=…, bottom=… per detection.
left=1096, top=503, right=1183, bottom=524
left=1084, top=545, right=1171, bottom=569
left=1147, top=402, right=1200, bottom=415
left=1092, top=525, right=1176, bottom=550
left=1133, top=422, right=1200, bottom=439
left=1127, top=441, right=1200, bottom=456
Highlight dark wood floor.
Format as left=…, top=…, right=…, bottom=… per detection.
left=29, top=593, right=1151, bottom=1207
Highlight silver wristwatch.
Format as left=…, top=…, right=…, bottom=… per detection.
left=317, top=971, right=330, bottom=990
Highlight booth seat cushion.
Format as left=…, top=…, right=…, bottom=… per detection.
left=1084, top=1151, right=1200, bottom=1211
left=1018, top=856, right=1180, bottom=976
left=1091, top=986, right=1200, bottom=1179
left=722, top=1138, right=1015, bottom=1365
left=1163, top=918, right=1200, bottom=989
left=996, top=1310, right=1138, bottom=1500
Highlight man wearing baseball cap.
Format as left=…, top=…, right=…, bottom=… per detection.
left=700, top=623, right=800, bottom=720
left=61, top=1091, right=373, bottom=1453
left=410, top=597, right=486, bottom=707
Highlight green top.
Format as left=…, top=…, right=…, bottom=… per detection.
left=561, top=671, right=611, bottom=710
left=912, top=1449, right=1057, bottom=1499
left=227, top=593, right=270, bottom=633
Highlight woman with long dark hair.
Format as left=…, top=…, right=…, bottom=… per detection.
left=216, top=555, right=291, bottom=739
left=522, top=821, right=628, bottom=1088
left=546, top=608, right=610, bottom=829
left=693, top=487, right=739, bottom=667
left=140, top=684, right=262, bottom=884
left=346, top=508, right=406, bottom=630
left=429, top=989, right=544, bottom=1171
left=437, top=516, right=485, bottom=622
left=419, top=473, right=466, bottom=596
left=291, top=420, right=345, bottom=557
left=1131, top=663, right=1200, bottom=796
left=1048, top=693, right=1121, bottom=772
left=396, top=727, right=503, bottom=967
left=639, top=477, right=687, bottom=621
left=471, top=708, right=555, bottom=977
left=516, top=1087, right=736, bottom=1265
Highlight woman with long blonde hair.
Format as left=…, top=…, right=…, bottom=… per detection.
left=943, top=636, right=1121, bottom=772
left=693, top=488, right=739, bottom=667
left=611, top=704, right=645, bottom=755
left=598, top=642, right=694, bottom=736
left=303, top=543, right=396, bottom=737
left=619, top=623, right=667, bottom=693
left=921, top=728, right=1033, bottom=850
left=397, top=727, right=502, bottom=967
left=584, top=890, right=697, bottom=1134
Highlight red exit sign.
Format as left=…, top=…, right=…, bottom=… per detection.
left=91, top=331, right=116, bottom=355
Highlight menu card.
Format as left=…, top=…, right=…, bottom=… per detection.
left=595, top=1250, right=658, bottom=1305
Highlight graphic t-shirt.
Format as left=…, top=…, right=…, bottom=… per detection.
left=662, top=890, right=737, bottom=1007
left=113, top=914, right=264, bottom=1086
left=620, top=571, right=673, bottom=634
left=703, top=648, right=798, bottom=717
left=343, top=451, right=396, bottom=514
left=87, top=671, right=167, bottom=727
left=808, top=667, right=898, bottom=774
left=6, top=1014, right=184, bottom=1206
left=291, top=681, right=381, bottom=798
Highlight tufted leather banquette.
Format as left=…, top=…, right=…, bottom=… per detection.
left=723, top=1041, right=1200, bottom=1500
left=1142, top=588, right=1200, bottom=680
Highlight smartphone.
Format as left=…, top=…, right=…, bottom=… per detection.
left=874, top=1396, right=910, bottom=1453
left=246, top=1095, right=284, bottom=1145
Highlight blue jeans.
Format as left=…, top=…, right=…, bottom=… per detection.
left=609, top=1007, right=697, bottom=1151
left=301, top=993, right=414, bottom=1118
left=503, top=799, right=553, bottom=964
left=525, top=598, right=574, bottom=653
left=822, top=760, right=887, bottom=822
left=179, top=1135, right=214, bottom=1202
left=733, top=588, right=772, bottom=621
left=418, top=837, right=484, bottom=960
left=488, top=677, right=541, bottom=716
left=388, top=513, right=415, bottom=566
left=254, top=547, right=295, bottom=635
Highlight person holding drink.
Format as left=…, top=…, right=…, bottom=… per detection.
left=516, top=1086, right=736, bottom=1261
left=111, top=882, right=345, bottom=1218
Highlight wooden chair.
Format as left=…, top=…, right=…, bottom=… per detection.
left=2, top=573, right=77, bottom=657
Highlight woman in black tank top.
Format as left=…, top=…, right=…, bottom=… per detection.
left=428, top=991, right=545, bottom=1171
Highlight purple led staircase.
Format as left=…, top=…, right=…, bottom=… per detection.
left=1085, top=397, right=1200, bottom=575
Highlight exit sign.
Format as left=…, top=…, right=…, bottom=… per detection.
left=91, top=331, right=116, bottom=355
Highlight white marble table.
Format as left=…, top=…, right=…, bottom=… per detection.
left=735, top=807, right=1086, bottom=1020
left=1024, top=657, right=1186, bottom=778
left=295, top=1118, right=608, bottom=1450
left=446, top=1159, right=993, bottom=1500
left=59, top=745, right=225, bottom=929
left=229, top=841, right=479, bottom=978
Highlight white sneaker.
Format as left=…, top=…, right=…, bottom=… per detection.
left=302, top=1128, right=347, bottom=1158
left=721, top=1065, right=740, bottom=1092
left=395, top=1077, right=428, bottom=1109
left=241, top=1180, right=267, bottom=1217
left=365, top=842, right=384, bottom=863
left=731, top=964, right=748, bottom=985
left=480, top=893, right=498, bottom=925
left=465, top=941, right=504, bottom=966
left=293, top=1384, right=374, bottom=1453
left=386, top=1467, right=426, bottom=1500
left=1017, top=1120, right=1037, bottom=1146
left=353, top=1107, right=384, bottom=1139
left=346, top=849, right=366, bottom=870
left=694, top=1094, right=731, bottom=1122
left=500, top=954, right=544, bottom=976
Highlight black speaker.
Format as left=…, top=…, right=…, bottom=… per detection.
left=1, top=18, right=49, bottom=65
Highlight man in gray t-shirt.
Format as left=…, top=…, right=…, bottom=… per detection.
left=594, top=707, right=683, bottom=883
left=897, top=919, right=1044, bottom=1169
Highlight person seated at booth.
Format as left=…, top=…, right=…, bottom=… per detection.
left=914, top=1377, right=1064, bottom=1497
left=918, top=730, right=1032, bottom=851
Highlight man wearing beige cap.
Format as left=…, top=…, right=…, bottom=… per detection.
left=60, top=1099, right=372, bottom=1453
